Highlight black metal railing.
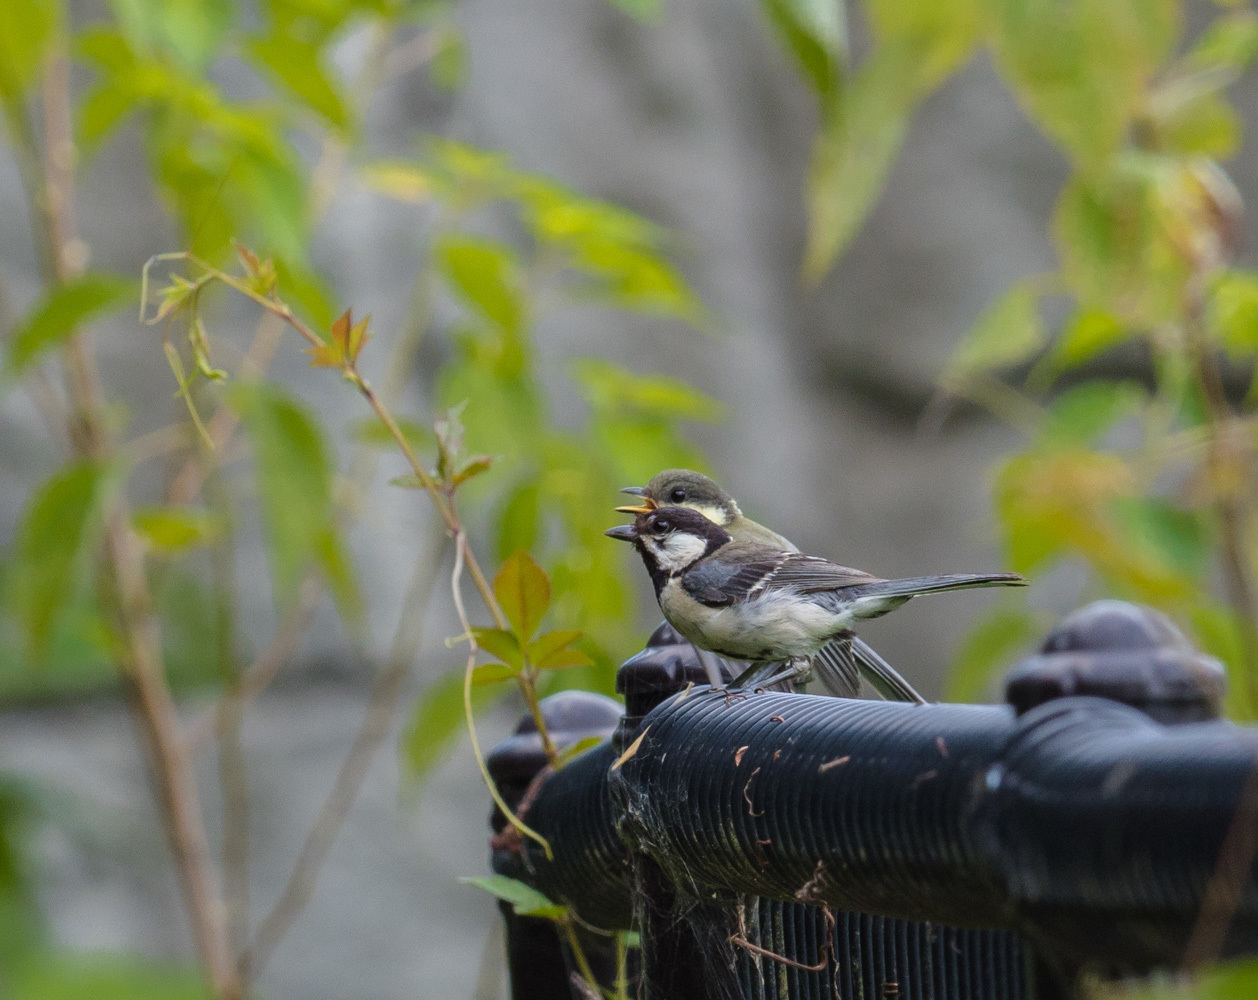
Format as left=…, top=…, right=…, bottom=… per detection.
left=485, top=601, right=1254, bottom=999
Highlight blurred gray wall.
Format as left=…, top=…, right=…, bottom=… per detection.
left=3, top=0, right=1257, bottom=997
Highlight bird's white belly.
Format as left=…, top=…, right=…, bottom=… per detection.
left=666, top=586, right=849, bottom=662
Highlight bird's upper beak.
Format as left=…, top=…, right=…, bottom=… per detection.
left=615, top=491, right=657, bottom=515
left=604, top=523, right=638, bottom=543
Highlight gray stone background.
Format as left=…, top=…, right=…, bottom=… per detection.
left=2, top=0, right=1257, bottom=997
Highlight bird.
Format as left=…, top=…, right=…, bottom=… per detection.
left=617, top=470, right=924, bottom=701
left=605, top=504, right=1024, bottom=694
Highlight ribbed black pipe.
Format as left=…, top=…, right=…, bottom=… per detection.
left=599, top=688, right=1258, bottom=969
left=497, top=740, right=634, bottom=931
left=993, top=697, right=1258, bottom=968
left=612, top=690, right=1012, bottom=927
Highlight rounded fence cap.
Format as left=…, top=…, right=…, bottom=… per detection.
left=1005, top=600, right=1226, bottom=723
left=486, top=690, right=622, bottom=787
left=616, top=621, right=730, bottom=716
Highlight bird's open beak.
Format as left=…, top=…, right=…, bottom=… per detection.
left=620, top=486, right=646, bottom=496
left=604, top=524, right=638, bottom=542
left=615, top=494, right=657, bottom=515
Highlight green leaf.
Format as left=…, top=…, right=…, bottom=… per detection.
left=865, top=0, right=983, bottom=88
left=358, top=161, right=433, bottom=204
left=6, top=275, right=137, bottom=379
left=1109, top=496, right=1211, bottom=579
left=9, top=463, right=106, bottom=660
left=534, top=649, right=593, bottom=672
left=132, top=506, right=224, bottom=552
left=494, top=551, right=551, bottom=642
left=227, top=383, right=357, bottom=616
left=944, top=280, right=1045, bottom=382
left=555, top=734, right=604, bottom=768
left=1190, top=605, right=1253, bottom=720
left=1039, top=381, right=1144, bottom=447
left=157, top=571, right=220, bottom=690
left=528, top=628, right=583, bottom=664
left=109, top=0, right=233, bottom=73
left=452, top=454, right=495, bottom=487
left=1093, top=956, right=1258, bottom=999
left=11, top=953, right=213, bottom=1000
left=314, top=526, right=364, bottom=635
left=472, top=626, right=524, bottom=669
left=805, top=66, right=909, bottom=278
left=1154, top=89, right=1241, bottom=157
left=946, top=606, right=1040, bottom=703
left=496, top=482, right=540, bottom=563
left=758, top=0, right=845, bottom=98
left=0, top=0, right=59, bottom=100
left=570, top=239, right=705, bottom=323
left=471, top=662, right=520, bottom=686
left=804, top=12, right=980, bottom=278
left=1053, top=157, right=1185, bottom=327
left=1185, top=11, right=1258, bottom=74
left=1053, top=308, right=1129, bottom=368
left=246, top=33, right=351, bottom=132
left=429, top=26, right=467, bottom=90
left=571, top=360, right=723, bottom=421
left=401, top=671, right=499, bottom=783
left=460, top=875, right=568, bottom=919
left=437, top=236, right=523, bottom=334
left=988, top=0, right=1178, bottom=168
left=605, top=0, right=662, bottom=21
left=1208, top=270, right=1258, bottom=360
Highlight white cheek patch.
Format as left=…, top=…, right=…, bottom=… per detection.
left=647, top=532, right=708, bottom=573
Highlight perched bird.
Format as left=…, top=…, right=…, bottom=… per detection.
left=605, top=505, right=1024, bottom=693
left=618, top=470, right=922, bottom=701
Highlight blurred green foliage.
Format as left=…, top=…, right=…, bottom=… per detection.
left=757, top=0, right=1258, bottom=731
left=0, top=0, right=710, bottom=991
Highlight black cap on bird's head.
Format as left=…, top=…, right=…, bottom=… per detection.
left=618, top=469, right=741, bottom=526
left=605, top=506, right=732, bottom=553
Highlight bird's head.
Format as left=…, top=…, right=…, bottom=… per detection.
left=617, top=469, right=741, bottom=527
left=604, top=506, right=732, bottom=576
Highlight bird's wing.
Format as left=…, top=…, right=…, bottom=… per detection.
left=682, top=547, right=880, bottom=607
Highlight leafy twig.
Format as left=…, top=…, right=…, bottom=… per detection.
left=451, top=533, right=552, bottom=858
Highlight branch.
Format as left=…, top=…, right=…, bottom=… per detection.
left=1186, top=281, right=1258, bottom=714
left=34, top=48, right=240, bottom=1000
left=239, top=534, right=446, bottom=978
left=185, top=574, right=321, bottom=760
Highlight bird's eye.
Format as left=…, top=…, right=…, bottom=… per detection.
left=653, top=518, right=670, bottom=534
left=669, top=488, right=687, bottom=503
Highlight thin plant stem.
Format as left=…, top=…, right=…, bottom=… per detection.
left=30, top=46, right=241, bottom=1000
left=186, top=575, right=322, bottom=759
left=239, top=535, right=446, bottom=978
left=451, top=533, right=552, bottom=857
left=1186, top=281, right=1258, bottom=713
left=560, top=919, right=602, bottom=996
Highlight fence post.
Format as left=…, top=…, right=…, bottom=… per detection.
left=612, top=623, right=746, bottom=1000
left=487, top=689, right=623, bottom=1000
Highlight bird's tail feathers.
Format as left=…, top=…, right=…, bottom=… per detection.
left=853, top=573, right=1024, bottom=601
left=851, top=637, right=926, bottom=704
left=811, top=637, right=926, bottom=703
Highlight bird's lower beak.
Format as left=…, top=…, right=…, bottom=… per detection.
left=619, top=486, right=646, bottom=496
left=615, top=494, right=657, bottom=515
left=604, top=524, right=638, bottom=542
